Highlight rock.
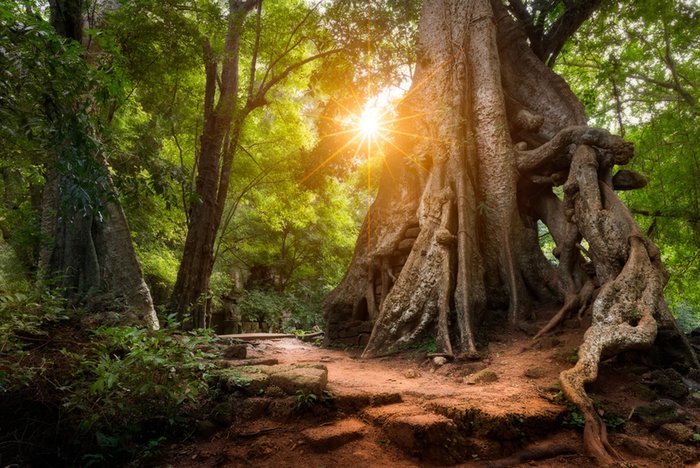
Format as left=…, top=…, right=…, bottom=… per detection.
left=264, top=385, right=286, bottom=398
left=616, top=433, right=658, bottom=457
left=629, top=383, right=656, bottom=401
left=643, top=368, right=689, bottom=399
left=524, top=367, right=547, bottom=379
left=634, top=399, right=688, bottom=428
left=214, top=368, right=270, bottom=395
left=195, top=419, right=220, bottom=438
left=246, top=438, right=275, bottom=459
left=515, top=322, right=540, bottom=336
left=220, top=358, right=279, bottom=367
left=404, top=369, right=421, bottom=379
left=687, top=368, right=700, bottom=383
left=268, top=396, right=297, bottom=418
left=467, top=368, right=498, bottom=385
left=223, top=344, right=247, bottom=359
left=219, top=337, right=248, bottom=346
left=210, top=400, right=237, bottom=426
left=362, top=403, right=469, bottom=464
left=239, top=397, right=271, bottom=420
left=266, top=365, right=328, bottom=395
left=659, top=423, right=695, bottom=444
left=691, top=392, right=700, bottom=405
left=433, top=356, right=448, bottom=366
left=302, top=418, right=366, bottom=451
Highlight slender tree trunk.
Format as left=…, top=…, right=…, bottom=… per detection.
left=168, top=1, right=255, bottom=328
left=325, top=0, right=697, bottom=463
left=169, top=0, right=334, bottom=326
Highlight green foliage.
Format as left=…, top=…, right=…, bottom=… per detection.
left=0, top=289, right=67, bottom=392
left=562, top=402, right=625, bottom=432
left=294, top=389, right=334, bottom=412
left=60, top=325, right=219, bottom=462
left=294, top=389, right=318, bottom=411
left=413, top=338, right=438, bottom=354
left=562, top=405, right=586, bottom=429
left=1, top=1, right=117, bottom=217
left=237, top=287, right=325, bottom=332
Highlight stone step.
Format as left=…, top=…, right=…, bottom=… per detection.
left=329, top=387, right=402, bottom=411
left=361, top=403, right=473, bottom=464
left=214, top=364, right=328, bottom=396
left=425, top=397, right=565, bottom=440
left=301, top=418, right=367, bottom=451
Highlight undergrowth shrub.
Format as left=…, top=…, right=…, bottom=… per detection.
left=0, top=290, right=224, bottom=466
left=60, top=325, right=220, bottom=464
left=0, top=290, right=67, bottom=392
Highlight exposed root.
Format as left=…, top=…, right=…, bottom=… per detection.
left=486, top=443, right=580, bottom=468
left=516, top=126, right=634, bottom=173
left=532, top=280, right=594, bottom=342
left=558, top=144, right=663, bottom=464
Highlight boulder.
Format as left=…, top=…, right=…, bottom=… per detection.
left=634, top=399, right=689, bottom=428
left=643, top=368, right=689, bottom=399
left=263, top=365, right=328, bottom=395
left=659, top=423, right=695, bottom=444
left=467, top=368, right=498, bottom=384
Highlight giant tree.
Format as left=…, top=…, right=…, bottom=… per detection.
left=4, top=0, right=161, bottom=328
left=324, top=0, right=698, bottom=463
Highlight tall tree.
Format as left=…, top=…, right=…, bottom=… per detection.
left=324, top=0, right=697, bottom=463
left=168, top=0, right=338, bottom=327
left=40, top=0, right=159, bottom=328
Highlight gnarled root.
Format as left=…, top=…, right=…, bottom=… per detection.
left=557, top=144, right=664, bottom=464
left=532, top=279, right=594, bottom=342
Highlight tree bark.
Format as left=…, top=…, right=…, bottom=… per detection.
left=168, top=1, right=256, bottom=328
left=40, top=0, right=159, bottom=329
left=324, top=0, right=697, bottom=463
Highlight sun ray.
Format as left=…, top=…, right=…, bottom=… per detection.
left=378, top=133, right=430, bottom=174
left=387, top=128, right=446, bottom=143
left=300, top=131, right=364, bottom=183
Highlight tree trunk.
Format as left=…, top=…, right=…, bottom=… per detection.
left=168, top=0, right=335, bottom=327
left=168, top=1, right=255, bottom=328
left=41, top=0, right=158, bottom=330
left=324, top=0, right=697, bottom=463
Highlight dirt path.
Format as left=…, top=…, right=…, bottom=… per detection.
left=158, top=326, right=700, bottom=467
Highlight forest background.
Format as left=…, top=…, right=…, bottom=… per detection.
left=0, top=0, right=698, bottom=464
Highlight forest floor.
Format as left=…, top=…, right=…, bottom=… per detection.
left=157, top=316, right=700, bottom=467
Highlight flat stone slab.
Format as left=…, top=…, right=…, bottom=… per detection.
left=302, top=418, right=366, bottom=450
left=218, top=333, right=296, bottom=341
left=214, top=368, right=270, bottom=395
left=255, top=364, right=328, bottom=395
left=220, top=358, right=280, bottom=367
